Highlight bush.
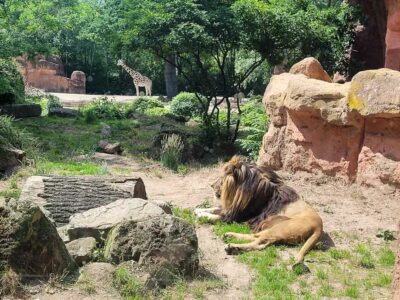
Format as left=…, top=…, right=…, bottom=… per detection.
left=47, top=95, right=63, bottom=109
left=144, top=106, right=168, bottom=117
left=0, top=59, right=25, bottom=105
left=81, top=97, right=125, bottom=122
left=169, top=92, right=203, bottom=121
left=128, top=97, right=164, bottom=115
left=160, top=134, right=184, bottom=171
left=0, top=116, right=35, bottom=156
left=26, top=94, right=63, bottom=116
left=0, top=116, right=24, bottom=151
left=237, top=98, right=268, bottom=159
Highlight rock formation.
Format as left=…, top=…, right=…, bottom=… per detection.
left=0, top=199, right=76, bottom=277
left=258, top=59, right=400, bottom=187
left=289, top=57, right=332, bottom=82
left=16, top=55, right=86, bottom=94
left=385, top=0, right=400, bottom=70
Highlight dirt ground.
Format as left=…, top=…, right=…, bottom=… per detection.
left=5, top=153, right=400, bottom=299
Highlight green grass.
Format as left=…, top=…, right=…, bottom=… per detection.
left=172, top=207, right=197, bottom=225
left=0, top=176, right=21, bottom=199
left=113, top=267, right=144, bottom=300
left=210, top=221, right=395, bottom=300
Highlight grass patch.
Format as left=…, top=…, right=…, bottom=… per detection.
left=77, top=273, right=96, bottom=295
left=34, top=160, right=108, bottom=176
left=172, top=207, right=197, bottom=225
left=210, top=221, right=395, bottom=299
left=113, top=267, right=144, bottom=300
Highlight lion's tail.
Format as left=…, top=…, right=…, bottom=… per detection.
left=296, top=227, right=323, bottom=264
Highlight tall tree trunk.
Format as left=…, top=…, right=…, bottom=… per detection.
left=164, top=55, right=178, bottom=100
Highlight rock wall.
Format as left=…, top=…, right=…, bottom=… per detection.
left=385, top=0, right=400, bottom=70
left=258, top=62, right=400, bottom=187
left=16, top=55, right=86, bottom=94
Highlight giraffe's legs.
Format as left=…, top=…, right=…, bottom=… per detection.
left=135, top=85, right=139, bottom=97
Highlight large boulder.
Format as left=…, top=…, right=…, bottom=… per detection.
left=20, top=176, right=147, bottom=226
left=258, top=64, right=400, bottom=187
left=0, top=199, right=76, bottom=277
left=0, top=148, right=25, bottom=174
left=385, top=0, right=400, bottom=71
left=104, top=215, right=198, bottom=287
left=289, top=57, right=332, bottom=82
left=68, top=198, right=165, bottom=241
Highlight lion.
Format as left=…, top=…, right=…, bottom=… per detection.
left=195, top=155, right=323, bottom=264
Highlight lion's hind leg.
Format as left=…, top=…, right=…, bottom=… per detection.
left=225, top=240, right=273, bottom=255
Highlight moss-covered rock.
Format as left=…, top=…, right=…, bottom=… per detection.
left=0, top=59, right=25, bottom=105
left=0, top=199, right=77, bottom=277
left=105, top=215, right=199, bottom=286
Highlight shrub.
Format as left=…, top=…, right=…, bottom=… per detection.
left=26, top=94, right=63, bottom=116
left=0, top=59, right=25, bottom=105
left=47, top=95, right=63, bottom=109
left=81, top=97, right=125, bottom=122
left=144, top=106, right=169, bottom=116
left=160, top=134, right=184, bottom=171
left=237, top=98, right=268, bottom=159
left=0, top=116, right=24, bottom=151
left=128, top=97, right=164, bottom=115
left=169, top=92, right=203, bottom=121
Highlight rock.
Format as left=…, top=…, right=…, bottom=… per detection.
left=100, top=123, right=111, bottom=139
left=98, top=140, right=123, bottom=155
left=104, top=215, right=198, bottom=287
left=57, top=225, right=71, bottom=243
left=77, top=262, right=120, bottom=298
left=289, top=57, right=332, bottom=82
left=150, top=200, right=173, bottom=214
left=16, top=55, right=86, bottom=94
left=258, top=66, right=400, bottom=187
left=48, top=107, right=80, bottom=118
left=347, top=69, right=400, bottom=116
left=66, top=237, right=97, bottom=266
left=385, top=0, right=400, bottom=70
left=0, top=104, right=42, bottom=118
left=0, top=199, right=76, bottom=277
left=20, top=176, right=147, bottom=226
left=0, top=148, right=25, bottom=174
left=333, top=72, right=347, bottom=84
left=68, top=198, right=165, bottom=242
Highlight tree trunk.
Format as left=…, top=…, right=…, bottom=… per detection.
left=20, top=176, right=148, bottom=226
left=164, top=55, right=178, bottom=100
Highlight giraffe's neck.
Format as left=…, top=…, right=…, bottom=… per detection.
left=121, top=63, right=142, bottom=79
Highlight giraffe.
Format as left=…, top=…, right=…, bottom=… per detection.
left=117, top=59, right=152, bottom=96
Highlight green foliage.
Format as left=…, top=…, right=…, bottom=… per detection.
left=128, top=97, right=165, bottom=115
left=81, top=97, right=125, bottom=122
left=172, top=207, right=196, bottom=225
left=237, top=98, right=268, bottom=159
left=0, top=116, right=33, bottom=154
left=169, top=92, right=203, bottom=121
left=376, top=229, right=396, bottom=241
left=160, top=134, right=184, bottom=171
left=0, top=59, right=24, bottom=104
left=47, top=95, right=63, bottom=109
left=113, top=267, right=143, bottom=300
left=378, top=246, right=396, bottom=267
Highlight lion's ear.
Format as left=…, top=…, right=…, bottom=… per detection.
left=229, top=155, right=243, bottom=168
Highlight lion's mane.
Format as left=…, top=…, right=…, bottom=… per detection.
left=220, top=156, right=299, bottom=231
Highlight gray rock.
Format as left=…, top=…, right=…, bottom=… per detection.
left=77, top=262, right=121, bottom=299
left=150, top=200, right=172, bottom=214
left=68, top=198, right=165, bottom=242
left=66, top=237, right=97, bottom=266
left=98, top=140, right=123, bottom=155
left=0, top=199, right=76, bottom=277
left=0, top=104, right=42, bottom=118
left=0, top=148, right=25, bottom=173
left=20, top=176, right=147, bottom=226
left=104, top=214, right=198, bottom=287
left=48, top=107, right=80, bottom=118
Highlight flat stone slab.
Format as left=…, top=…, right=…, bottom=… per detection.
left=20, top=176, right=147, bottom=226
left=68, top=198, right=165, bottom=241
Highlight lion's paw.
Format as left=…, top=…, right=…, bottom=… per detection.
left=224, top=244, right=240, bottom=255
left=223, top=232, right=234, bottom=239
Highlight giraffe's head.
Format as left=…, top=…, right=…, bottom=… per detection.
left=117, top=59, right=125, bottom=66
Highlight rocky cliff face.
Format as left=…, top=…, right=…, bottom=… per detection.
left=258, top=60, right=400, bottom=187
left=16, top=55, right=86, bottom=94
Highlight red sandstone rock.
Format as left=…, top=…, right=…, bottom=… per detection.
left=385, top=0, right=400, bottom=71
left=258, top=61, right=400, bottom=187
left=289, top=57, right=332, bottom=82
left=16, top=55, right=86, bottom=94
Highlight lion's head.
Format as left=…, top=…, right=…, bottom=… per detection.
left=214, top=155, right=298, bottom=226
